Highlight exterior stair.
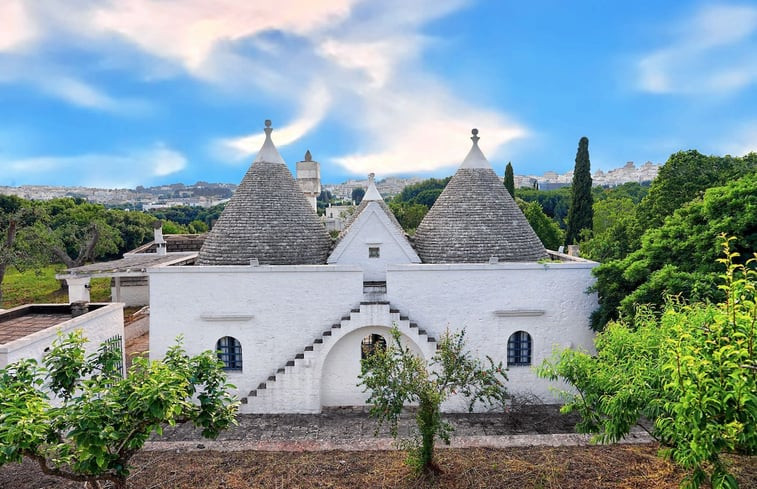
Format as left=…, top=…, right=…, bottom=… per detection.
left=239, top=294, right=437, bottom=414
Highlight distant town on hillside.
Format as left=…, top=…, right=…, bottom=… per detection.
left=0, top=160, right=660, bottom=208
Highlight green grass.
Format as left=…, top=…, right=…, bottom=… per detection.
left=1, top=265, right=111, bottom=309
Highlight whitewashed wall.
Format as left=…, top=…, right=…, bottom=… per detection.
left=386, top=262, right=598, bottom=404
left=0, top=303, right=125, bottom=368
left=149, top=265, right=364, bottom=400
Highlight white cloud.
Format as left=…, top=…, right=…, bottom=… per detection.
left=637, top=4, right=757, bottom=95
left=214, top=82, right=332, bottom=161
left=2, top=0, right=529, bottom=176
left=0, top=144, right=187, bottom=187
left=0, top=0, right=36, bottom=52
left=90, top=0, right=356, bottom=73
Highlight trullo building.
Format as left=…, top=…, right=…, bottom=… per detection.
left=149, top=122, right=598, bottom=413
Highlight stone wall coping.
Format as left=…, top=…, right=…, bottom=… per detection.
left=387, top=261, right=597, bottom=272
left=0, top=302, right=123, bottom=354
left=149, top=264, right=364, bottom=274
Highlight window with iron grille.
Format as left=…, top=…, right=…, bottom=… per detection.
left=507, top=331, right=532, bottom=366
left=361, top=333, right=387, bottom=359
left=368, top=247, right=380, bottom=258
left=103, top=334, right=124, bottom=377
left=216, top=336, right=243, bottom=371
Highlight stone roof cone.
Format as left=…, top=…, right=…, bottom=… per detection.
left=413, top=129, right=548, bottom=263
left=197, top=120, right=331, bottom=265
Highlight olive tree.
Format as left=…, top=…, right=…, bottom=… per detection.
left=359, top=327, right=508, bottom=473
left=539, top=238, right=756, bottom=488
left=0, top=333, right=238, bottom=488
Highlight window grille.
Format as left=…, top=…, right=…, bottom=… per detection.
left=368, top=247, right=380, bottom=258
left=216, top=336, right=243, bottom=371
left=507, top=331, right=532, bottom=366
left=361, top=333, right=387, bottom=359
left=103, top=334, right=124, bottom=377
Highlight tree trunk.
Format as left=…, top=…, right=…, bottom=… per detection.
left=0, top=219, right=18, bottom=306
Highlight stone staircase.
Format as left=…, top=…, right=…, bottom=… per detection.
left=239, top=283, right=437, bottom=414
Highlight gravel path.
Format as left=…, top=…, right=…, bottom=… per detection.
left=145, top=410, right=653, bottom=452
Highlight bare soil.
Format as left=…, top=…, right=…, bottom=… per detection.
left=1, top=444, right=755, bottom=489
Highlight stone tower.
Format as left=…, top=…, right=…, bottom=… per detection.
left=296, top=150, right=321, bottom=211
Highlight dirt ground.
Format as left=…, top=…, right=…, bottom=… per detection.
left=2, top=444, right=755, bottom=489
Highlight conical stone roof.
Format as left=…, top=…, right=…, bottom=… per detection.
left=197, top=121, right=331, bottom=265
left=413, top=129, right=548, bottom=263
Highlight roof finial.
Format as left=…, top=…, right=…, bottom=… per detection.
left=471, top=128, right=480, bottom=144
left=264, top=119, right=273, bottom=138
left=368, top=172, right=375, bottom=183
left=304, top=149, right=312, bottom=162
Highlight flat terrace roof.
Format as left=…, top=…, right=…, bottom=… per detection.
left=56, top=252, right=197, bottom=279
left=0, top=304, right=105, bottom=345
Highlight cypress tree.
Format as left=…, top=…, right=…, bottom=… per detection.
left=504, top=162, right=515, bottom=198
left=565, top=136, right=593, bottom=245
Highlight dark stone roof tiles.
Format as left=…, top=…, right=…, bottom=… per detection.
left=197, top=160, right=331, bottom=265
left=413, top=167, right=547, bottom=263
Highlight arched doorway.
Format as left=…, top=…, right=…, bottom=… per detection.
left=320, top=326, right=424, bottom=407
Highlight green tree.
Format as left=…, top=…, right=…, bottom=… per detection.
left=359, top=327, right=508, bottom=474
left=0, top=196, right=46, bottom=304
left=565, top=137, right=593, bottom=245
left=517, top=199, right=563, bottom=250
left=539, top=239, right=756, bottom=488
left=352, top=187, right=366, bottom=205
left=392, top=177, right=451, bottom=205
left=388, top=202, right=429, bottom=233
left=590, top=173, right=757, bottom=330
left=0, top=333, right=238, bottom=489
left=636, top=151, right=756, bottom=229
left=517, top=186, right=572, bottom=228
left=504, top=162, right=515, bottom=198
left=28, top=199, right=124, bottom=268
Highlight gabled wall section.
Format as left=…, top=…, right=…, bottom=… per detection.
left=327, top=202, right=420, bottom=281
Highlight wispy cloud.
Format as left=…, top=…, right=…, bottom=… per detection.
left=0, top=143, right=187, bottom=187
left=0, top=0, right=36, bottom=52
left=215, top=82, right=332, bottom=161
left=637, top=4, right=757, bottom=95
left=3, top=0, right=528, bottom=176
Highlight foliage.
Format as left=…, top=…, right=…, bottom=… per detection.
left=580, top=197, right=643, bottom=262
left=146, top=203, right=225, bottom=230
left=590, top=173, right=757, bottom=330
left=517, top=199, right=563, bottom=250
left=636, top=151, right=756, bottom=230
left=388, top=202, right=429, bottom=233
left=392, top=177, right=451, bottom=206
left=359, top=327, right=508, bottom=473
left=517, top=186, right=572, bottom=228
left=0, top=195, right=47, bottom=304
left=539, top=239, right=756, bottom=488
left=565, top=137, right=593, bottom=245
left=504, top=162, right=515, bottom=198
left=352, top=187, right=366, bottom=205
left=0, top=333, right=238, bottom=489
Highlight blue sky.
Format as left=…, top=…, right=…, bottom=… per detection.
left=1, top=0, right=756, bottom=188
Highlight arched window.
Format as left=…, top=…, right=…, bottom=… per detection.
left=507, top=331, right=532, bottom=366
left=216, top=336, right=243, bottom=371
left=361, top=333, right=387, bottom=360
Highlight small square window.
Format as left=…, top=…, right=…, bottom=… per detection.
left=368, top=247, right=380, bottom=258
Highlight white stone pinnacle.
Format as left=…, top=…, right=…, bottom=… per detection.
left=363, top=172, right=383, bottom=201
left=254, top=119, right=286, bottom=165
left=460, top=128, right=493, bottom=170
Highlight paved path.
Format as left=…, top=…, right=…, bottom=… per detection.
left=144, top=411, right=653, bottom=452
